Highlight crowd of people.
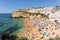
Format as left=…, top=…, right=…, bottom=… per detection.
left=24, top=14, right=60, bottom=40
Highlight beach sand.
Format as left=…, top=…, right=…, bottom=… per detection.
left=17, top=15, right=60, bottom=40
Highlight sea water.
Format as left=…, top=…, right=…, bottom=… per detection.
left=0, top=13, right=25, bottom=35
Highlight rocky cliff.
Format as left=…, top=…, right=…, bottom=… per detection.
left=12, top=10, right=49, bottom=19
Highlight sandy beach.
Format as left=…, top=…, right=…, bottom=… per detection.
left=20, top=14, right=60, bottom=40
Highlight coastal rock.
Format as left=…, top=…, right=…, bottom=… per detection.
left=12, top=11, right=27, bottom=18
left=12, top=10, right=49, bottom=19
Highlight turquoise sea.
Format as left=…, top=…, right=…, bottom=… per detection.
left=0, top=13, right=25, bottom=35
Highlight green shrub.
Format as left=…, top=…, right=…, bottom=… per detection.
left=49, top=38, right=54, bottom=40
left=18, top=37, right=29, bottom=40
left=49, top=37, right=60, bottom=40
left=54, top=37, right=60, bottom=40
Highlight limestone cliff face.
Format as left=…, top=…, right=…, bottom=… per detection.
left=12, top=10, right=49, bottom=19
left=12, top=11, right=27, bottom=18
